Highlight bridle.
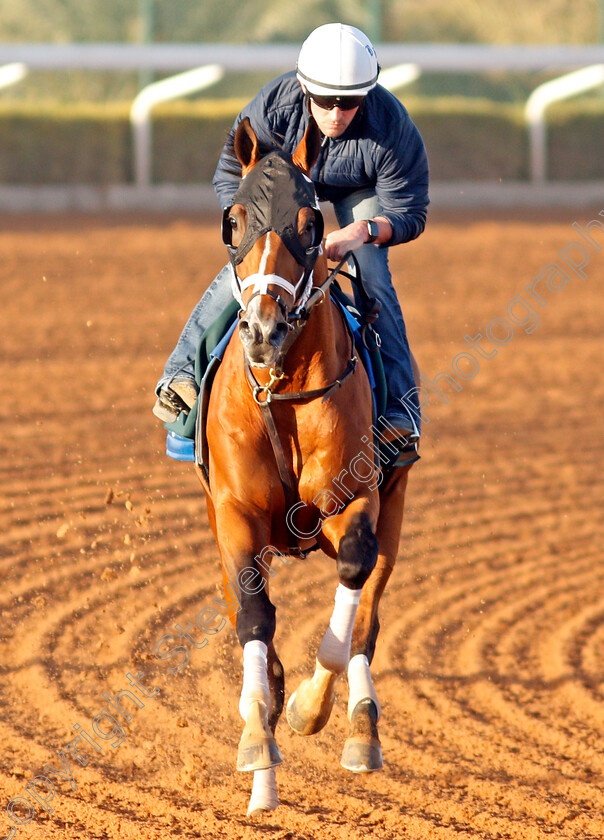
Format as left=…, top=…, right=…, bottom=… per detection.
left=221, top=150, right=325, bottom=322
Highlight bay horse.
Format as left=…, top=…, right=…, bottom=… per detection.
left=196, top=116, right=416, bottom=815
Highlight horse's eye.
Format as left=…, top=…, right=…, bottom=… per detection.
left=229, top=216, right=238, bottom=229
left=305, top=220, right=315, bottom=233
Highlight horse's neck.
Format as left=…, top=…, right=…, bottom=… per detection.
left=285, top=293, right=348, bottom=389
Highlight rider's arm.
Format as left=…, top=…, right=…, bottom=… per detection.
left=372, top=109, right=430, bottom=247
left=325, top=98, right=428, bottom=260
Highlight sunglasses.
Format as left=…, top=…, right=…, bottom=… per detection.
left=308, top=93, right=365, bottom=112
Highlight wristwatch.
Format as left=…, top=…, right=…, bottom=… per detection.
left=364, top=219, right=380, bottom=243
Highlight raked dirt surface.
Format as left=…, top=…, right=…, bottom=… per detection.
left=1, top=207, right=603, bottom=839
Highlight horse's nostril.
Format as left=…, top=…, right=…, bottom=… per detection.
left=240, top=320, right=265, bottom=345
left=270, top=323, right=288, bottom=346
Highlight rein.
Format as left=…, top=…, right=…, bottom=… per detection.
left=243, top=254, right=359, bottom=556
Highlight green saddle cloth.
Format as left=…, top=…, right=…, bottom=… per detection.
left=163, top=298, right=240, bottom=439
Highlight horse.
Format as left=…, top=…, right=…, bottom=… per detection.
left=195, top=115, right=416, bottom=815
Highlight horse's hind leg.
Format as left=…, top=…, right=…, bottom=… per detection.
left=342, top=466, right=411, bottom=772
left=267, top=640, right=285, bottom=729
left=287, top=499, right=379, bottom=736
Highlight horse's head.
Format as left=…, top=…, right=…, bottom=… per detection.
left=222, top=117, right=323, bottom=370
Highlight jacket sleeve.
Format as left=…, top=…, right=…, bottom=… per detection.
left=374, top=114, right=429, bottom=247
left=212, top=89, right=280, bottom=209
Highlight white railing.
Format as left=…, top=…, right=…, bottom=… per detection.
left=378, top=63, right=421, bottom=91
left=2, top=44, right=604, bottom=191
left=0, top=43, right=603, bottom=71
left=525, top=64, right=604, bottom=183
left=0, top=62, right=27, bottom=90
left=130, top=64, right=223, bottom=187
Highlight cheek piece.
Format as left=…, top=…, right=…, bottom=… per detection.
left=222, top=152, right=324, bottom=290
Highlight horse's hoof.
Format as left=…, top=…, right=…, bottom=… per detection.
left=340, top=736, right=383, bottom=773
left=286, top=665, right=338, bottom=735
left=247, top=797, right=279, bottom=817
left=341, top=698, right=383, bottom=772
left=247, top=806, right=274, bottom=817
left=237, top=738, right=282, bottom=772
left=237, top=701, right=283, bottom=772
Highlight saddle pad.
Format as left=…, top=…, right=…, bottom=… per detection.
left=162, top=299, right=240, bottom=441
left=330, top=284, right=387, bottom=420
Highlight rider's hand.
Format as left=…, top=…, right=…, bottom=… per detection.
left=323, top=217, right=392, bottom=262
left=324, top=221, right=369, bottom=261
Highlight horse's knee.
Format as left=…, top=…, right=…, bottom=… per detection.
left=236, top=588, right=276, bottom=647
left=337, top=513, right=378, bottom=590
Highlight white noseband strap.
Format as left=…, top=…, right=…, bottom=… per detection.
left=239, top=273, right=300, bottom=297
left=231, top=264, right=315, bottom=316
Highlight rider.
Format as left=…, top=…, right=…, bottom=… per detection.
left=154, top=22, right=429, bottom=449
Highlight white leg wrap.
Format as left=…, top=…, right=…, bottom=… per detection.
left=347, top=654, right=381, bottom=721
left=239, top=640, right=270, bottom=721
left=317, top=584, right=362, bottom=674
left=247, top=767, right=279, bottom=814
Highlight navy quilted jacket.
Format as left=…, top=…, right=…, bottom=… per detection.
left=212, top=71, right=429, bottom=247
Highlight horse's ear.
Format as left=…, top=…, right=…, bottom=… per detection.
left=292, top=116, right=322, bottom=175
left=234, top=118, right=262, bottom=175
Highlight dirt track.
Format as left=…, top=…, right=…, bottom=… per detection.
left=1, top=208, right=603, bottom=839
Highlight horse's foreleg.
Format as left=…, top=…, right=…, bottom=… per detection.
left=342, top=466, right=411, bottom=772
left=287, top=498, right=378, bottom=736
left=235, top=586, right=283, bottom=776
left=339, top=558, right=390, bottom=773
left=245, top=640, right=283, bottom=815
left=214, top=503, right=284, bottom=782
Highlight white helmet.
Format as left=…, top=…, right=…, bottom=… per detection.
left=296, top=23, right=379, bottom=97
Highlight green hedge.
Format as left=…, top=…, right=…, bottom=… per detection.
left=0, top=97, right=601, bottom=184
left=408, top=98, right=527, bottom=180
left=0, top=103, right=131, bottom=183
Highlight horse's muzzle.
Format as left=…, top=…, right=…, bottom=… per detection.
left=239, top=312, right=289, bottom=368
